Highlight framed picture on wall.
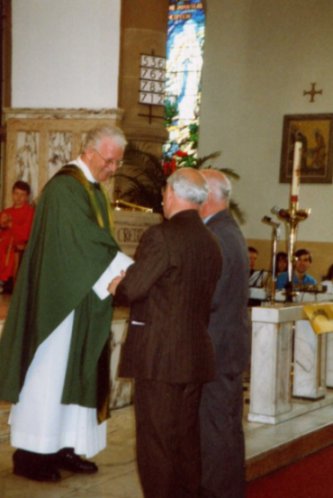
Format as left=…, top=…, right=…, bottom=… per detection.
left=279, top=113, right=333, bottom=184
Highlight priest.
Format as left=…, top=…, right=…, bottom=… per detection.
left=0, top=125, right=127, bottom=482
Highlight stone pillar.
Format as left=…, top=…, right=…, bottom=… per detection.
left=293, top=320, right=327, bottom=399
left=119, top=0, right=169, bottom=156
left=249, top=305, right=295, bottom=424
left=249, top=303, right=333, bottom=425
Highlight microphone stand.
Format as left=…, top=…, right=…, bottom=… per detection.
left=261, top=216, right=280, bottom=303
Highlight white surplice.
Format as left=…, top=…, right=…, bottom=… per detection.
left=9, top=311, right=107, bottom=458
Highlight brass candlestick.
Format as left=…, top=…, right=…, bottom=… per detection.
left=272, top=140, right=310, bottom=301
left=273, top=202, right=311, bottom=302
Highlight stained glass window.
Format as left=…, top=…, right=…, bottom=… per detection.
left=164, top=1, right=206, bottom=171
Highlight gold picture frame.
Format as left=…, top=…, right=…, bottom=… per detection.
left=280, top=113, right=333, bottom=184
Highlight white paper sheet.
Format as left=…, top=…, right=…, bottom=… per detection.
left=93, top=251, right=134, bottom=300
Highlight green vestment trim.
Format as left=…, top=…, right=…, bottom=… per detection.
left=55, top=165, right=114, bottom=233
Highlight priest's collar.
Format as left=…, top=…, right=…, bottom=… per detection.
left=71, top=157, right=97, bottom=184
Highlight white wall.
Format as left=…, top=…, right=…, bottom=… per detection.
left=199, top=0, right=333, bottom=242
left=12, top=0, right=121, bottom=108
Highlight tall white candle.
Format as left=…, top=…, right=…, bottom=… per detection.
left=291, top=141, right=302, bottom=203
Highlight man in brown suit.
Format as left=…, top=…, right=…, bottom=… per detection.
left=109, top=168, right=222, bottom=498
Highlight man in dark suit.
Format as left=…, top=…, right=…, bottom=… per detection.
left=109, top=168, right=222, bottom=498
left=199, top=169, right=250, bottom=498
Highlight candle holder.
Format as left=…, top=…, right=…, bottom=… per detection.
left=273, top=201, right=311, bottom=302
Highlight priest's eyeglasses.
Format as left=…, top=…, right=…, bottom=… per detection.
left=94, top=149, right=124, bottom=168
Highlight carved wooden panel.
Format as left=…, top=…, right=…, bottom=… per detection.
left=3, top=108, right=123, bottom=206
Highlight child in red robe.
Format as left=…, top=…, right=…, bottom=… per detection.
left=0, top=181, right=34, bottom=292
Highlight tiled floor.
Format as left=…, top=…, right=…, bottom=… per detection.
left=0, top=404, right=142, bottom=498
left=0, top=398, right=333, bottom=498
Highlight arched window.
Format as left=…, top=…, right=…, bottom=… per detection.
left=163, top=1, right=206, bottom=172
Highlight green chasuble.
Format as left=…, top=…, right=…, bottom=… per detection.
left=0, top=167, right=119, bottom=416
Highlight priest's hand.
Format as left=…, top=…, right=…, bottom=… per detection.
left=108, top=271, right=125, bottom=295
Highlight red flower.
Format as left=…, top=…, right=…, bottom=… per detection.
left=162, top=159, right=177, bottom=177
left=175, top=149, right=188, bottom=158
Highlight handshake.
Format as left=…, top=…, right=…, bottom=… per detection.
left=92, top=251, right=133, bottom=300
left=108, top=270, right=126, bottom=295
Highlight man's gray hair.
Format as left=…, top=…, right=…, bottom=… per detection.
left=81, top=125, right=127, bottom=152
left=217, top=173, right=232, bottom=201
left=208, top=172, right=232, bottom=202
left=167, top=169, right=209, bottom=204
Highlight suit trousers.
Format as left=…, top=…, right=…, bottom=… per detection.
left=134, top=379, right=202, bottom=498
left=199, top=373, right=245, bottom=498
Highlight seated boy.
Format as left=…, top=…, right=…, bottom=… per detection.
left=0, top=181, right=34, bottom=292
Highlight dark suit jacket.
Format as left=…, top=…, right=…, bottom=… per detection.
left=206, top=209, right=250, bottom=376
left=117, top=209, right=222, bottom=384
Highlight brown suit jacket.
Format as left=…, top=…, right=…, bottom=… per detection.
left=117, top=209, right=222, bottom=384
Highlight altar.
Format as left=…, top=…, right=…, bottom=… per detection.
left=249, top=296, right=333, bottom=424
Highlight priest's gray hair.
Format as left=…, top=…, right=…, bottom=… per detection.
left=167, top=169, right=209, bottom=204
left=81, top=125, right=127, bottom=152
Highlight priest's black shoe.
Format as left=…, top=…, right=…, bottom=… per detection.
left=13, top=449, right=61, bottom=482
left=56, top=448, right=98, bottom=473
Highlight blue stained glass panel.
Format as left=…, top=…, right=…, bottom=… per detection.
left=165, top=1, right=205, bottom=160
